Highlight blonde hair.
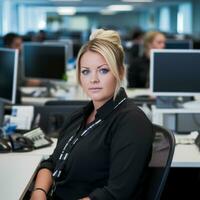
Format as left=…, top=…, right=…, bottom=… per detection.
left=144, top=31, right=165, bottom=52
left=76, top=29, right=125, bottom=99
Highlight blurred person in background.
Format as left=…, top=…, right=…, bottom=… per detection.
left=3, top=32, right=42, bottom=88
left=32, top=30, right=47, bottom=42
left=3, top=33, right=42, bottom=103
left=130, top=27, right=144, bottom=58
left=3, top=32, right=22, bottom=50
left=127, top=31, right=166, bottom=88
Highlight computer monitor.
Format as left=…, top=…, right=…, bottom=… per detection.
left=0, top=48, right=18, bottom=125
left=150, top=49, right=200, bottom=96
left=0, top=48, right=18, bottom=104
left=165, top=39, right=193, bottom=49
left=23, top=43, right=67, bottom=81
left=193, top=40, right=200, bottom=49
left=0, top=37, right=3, bottom=48
left=44, top=39, right=73, bottom=60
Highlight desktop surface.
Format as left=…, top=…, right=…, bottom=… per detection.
left=1, top=136, right=200, bottom=200
left=172, top=142, right=200, bottom=167
left=0, top=154, right=43, bottom=200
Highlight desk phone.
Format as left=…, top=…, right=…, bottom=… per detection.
left=23, top=127, right=53, bottom=149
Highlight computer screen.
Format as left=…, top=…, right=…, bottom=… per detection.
left=23, top=43, right=67, bottom=81
left=150, top=49, right=200, bottom=96
left=165, top=39, right=193, bottom=49
left=0, top=48, right=18, bottom=104
left=44, top=39, right=73, bottom=60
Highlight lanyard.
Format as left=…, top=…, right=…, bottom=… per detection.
left=52, top=97, right=127, bottom=180
left=52, top=119, right=102, bottom=179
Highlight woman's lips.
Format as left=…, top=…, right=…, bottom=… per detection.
left=89, top=87, right=102, bottom=92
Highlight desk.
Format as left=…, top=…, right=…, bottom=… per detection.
left=151, top=105, right=200, bottom=127
left=0, top=154, right=43, bottom=200
left=18, top=138, right=200, bottom=168
left=21, top=85, right=88, bottom=105
left=172, top=144, right=200, bottom=167
left=1, top=137, right=200, bottom=200
left=151, top=107, right=200, bottom=167
left=0, top=139, right=57, bottom=200
left=39, top=139, right=200, bottom=168
left=22, top=88, right=152, bottom=105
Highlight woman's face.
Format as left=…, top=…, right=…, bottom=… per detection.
left=80, top=50, right=117, bottom=108
left=11, top=37, right=23, bottom=52
left=150, top=34, right=166, bottom=49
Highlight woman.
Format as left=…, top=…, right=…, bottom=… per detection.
left=127, top=31, right=166, bottom=88
left=31, top=29, right=154, bottom=200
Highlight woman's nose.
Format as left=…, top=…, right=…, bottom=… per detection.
left=90, top=71, right=99, bottom=83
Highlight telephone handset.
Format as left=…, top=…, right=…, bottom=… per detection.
left=9, top=134, right=34, bottom=152
left=0, top=127, right=53, bottom=153
left=23, top=127, right=53, bottom=149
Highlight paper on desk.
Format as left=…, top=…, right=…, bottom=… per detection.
left=10, top=106, right=34, bottom=130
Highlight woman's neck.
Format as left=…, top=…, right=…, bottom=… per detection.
left=86, top=98, right=111, bottom=124
left=92, top=99, right=108, bottom=110
left=86, top=109, right=96, bottom=125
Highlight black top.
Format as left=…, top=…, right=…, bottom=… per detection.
left=39, top=88, right=154, bottom=200
left=127, top=55, right=150, bottom=88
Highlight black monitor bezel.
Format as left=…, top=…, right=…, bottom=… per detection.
left=0, top=48, right=18, bottom=104
left=165, top=39, right=193, bottom=49
left=150, top=49, right=200, bottom=96
left=22, top=42, right=67, bottom=82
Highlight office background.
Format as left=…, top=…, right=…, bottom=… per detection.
left=0, top=0, right=200, bottom=39
left=1, top=1, right=200, bottom=200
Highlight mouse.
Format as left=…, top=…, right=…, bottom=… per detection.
left=0, top=138, right=11, bottom=153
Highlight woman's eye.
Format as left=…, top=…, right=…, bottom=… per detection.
left=99, top=68, right=109, bottom=74
left=81, top=69, right=90, bottom=75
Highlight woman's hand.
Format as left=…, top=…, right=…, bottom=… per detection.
left=79, top=197, right=91, bottom=200
left=30, top=190, right=47, bottom=200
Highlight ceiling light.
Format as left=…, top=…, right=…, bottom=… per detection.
left=107, top=5, right=134, bottom=12
left=57, top=7, right=76, bottom=15
left=51, top=0, right=81, bottom=2
left=122, top=0, right=153, bottom=2
left=100, top=9, right=116, bottom=15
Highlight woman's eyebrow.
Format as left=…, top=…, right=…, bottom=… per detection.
left=80, top=66, right=89, bottom=69
left=80, top=64, right=108, bottom=69
left=97, top=64, right=108, bottom=69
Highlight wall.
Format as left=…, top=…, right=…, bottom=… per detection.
left=0, top=0, right=199, bottom=37
left=192, top=0, right=200, bottom=37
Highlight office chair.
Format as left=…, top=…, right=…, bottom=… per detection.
left=142, top=124, right=175, bottom=200
left=34, top=100, right=89, bottom=137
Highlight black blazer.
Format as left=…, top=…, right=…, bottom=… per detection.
left=39, top=88, right=154, bottom=200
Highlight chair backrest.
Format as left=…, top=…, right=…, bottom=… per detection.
left=45, top=100, right=88, bottom=106
left=142, top=124, right=175, bottom=200
left=34, top=100, right=89, bottom=137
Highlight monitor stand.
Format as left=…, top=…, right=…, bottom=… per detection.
left=156, top=96, right=193, bottom=108
left=40, top=81, right=57, bottom=97
left=45, top=81, right=69, bottom=98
